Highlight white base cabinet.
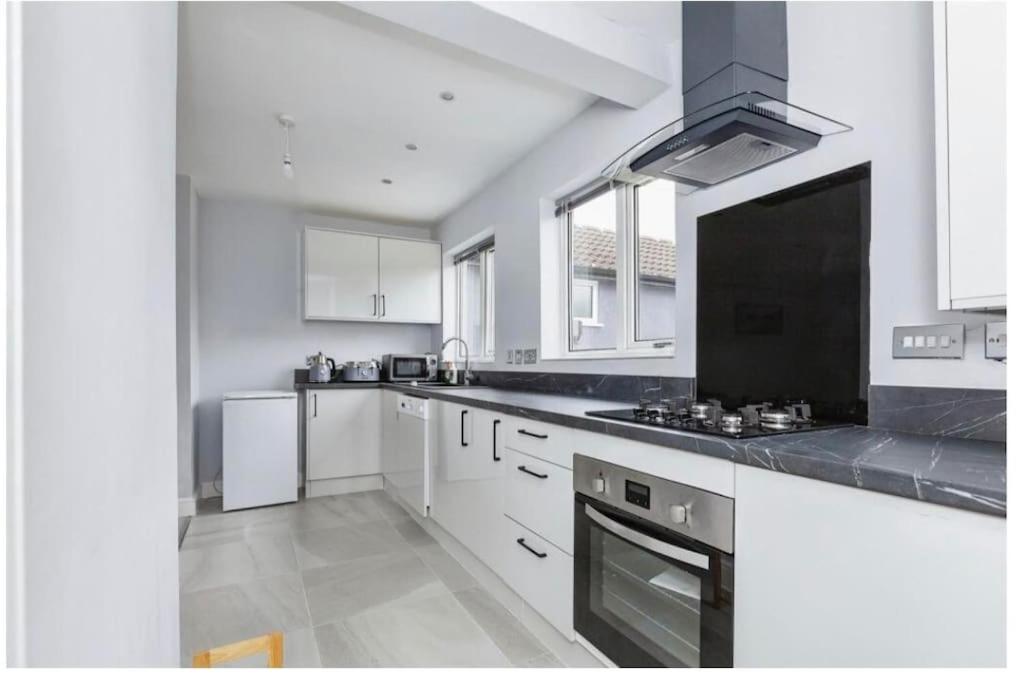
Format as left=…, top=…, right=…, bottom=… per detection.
left=305, top=389, right=382, bottom=486
left=501, top=516, right=575, bottom=640
left=734, top=466, right=1005, bottom=666
left=430, top=401, right=506, bottom=570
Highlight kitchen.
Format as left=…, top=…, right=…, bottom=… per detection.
left=6, top=0, right=1009, bottom=671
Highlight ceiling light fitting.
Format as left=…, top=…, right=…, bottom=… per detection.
left=381, top=178, right=393, bottom=185
left=278, top=114, right=295, bottom=180
left=405, top=143, right=418, bottom=151
left=439, top=91, right=455, bottom=102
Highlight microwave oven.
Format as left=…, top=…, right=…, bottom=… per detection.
left=382, top=354, right=438, bottom=382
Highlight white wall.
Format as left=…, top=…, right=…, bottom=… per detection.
left=435, top=1, right=1005, bottom=391
left=195, top=198, right=437, bottom=489
left=9, top=0, right=180, bottom=665
left=176, top=175, right=198, bottom=501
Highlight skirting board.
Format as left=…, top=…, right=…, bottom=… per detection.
left=178, top=496, right=196, bottom=517
left=306, top=474, right=383, bottom=498
left=380, top=482, right=604, bottom=668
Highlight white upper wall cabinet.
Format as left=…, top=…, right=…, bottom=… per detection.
left=379, top=237, right=442, bottom=323
left=304, top=227, right=441, bottom=323
left=934, top=2, right=1006, bottom=311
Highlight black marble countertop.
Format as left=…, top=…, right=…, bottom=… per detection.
left=295, top=380, right=1006, bottom=517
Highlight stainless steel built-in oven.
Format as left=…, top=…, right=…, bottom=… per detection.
left=573, top=454, right=734, bottom=667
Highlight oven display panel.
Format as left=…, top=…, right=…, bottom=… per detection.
left=624, top=480, right=650, bottom=509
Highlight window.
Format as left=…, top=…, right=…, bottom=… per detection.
left=454, top=240, right=495, bottom=360
left=560, top=179, right=676, bottom=355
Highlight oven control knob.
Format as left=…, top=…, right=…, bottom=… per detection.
left=592, top=477, right=606, bottom=494
left=669, top=503, right=692, bottom=525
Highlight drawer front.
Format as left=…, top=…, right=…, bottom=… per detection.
left=504, top=449, right=573, bottom=555
left=505, top=417, right=573, bottom=468
left=502, top=516, right=574, bottom=640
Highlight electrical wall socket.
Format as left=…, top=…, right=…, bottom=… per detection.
left=514, top=349, right=523, bottom=364
left=523, top=348, right=538, bottom=364
left=891, top=324, right=964, bottom=359
left=985, top=322, right=1007, bottom=360
left=506, top=350, right=514, bottom=364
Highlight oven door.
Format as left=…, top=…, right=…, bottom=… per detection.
left=574, top=494, right=733, bottom=667
left=388, top=356, right=429, bottom=381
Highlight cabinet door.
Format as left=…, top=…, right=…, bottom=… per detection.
left=378, top=237, right=441, bottom=323
left=307, top=390, right=381, bottom=481
left=305, top=228, right=380, bottom=320
left=431, top=402, right=504, bottom=566
left=936, top=2, right=1006, bottom=309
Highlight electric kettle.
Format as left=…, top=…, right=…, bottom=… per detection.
left=306, top=351, right=336, bottom=383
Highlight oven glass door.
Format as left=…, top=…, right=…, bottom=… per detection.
left=390, top=357, right=428, bottom=380
left=574, top=494, right=733, bottom=667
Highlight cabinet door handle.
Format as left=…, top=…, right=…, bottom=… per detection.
left=492, top=419, right=501, bottom=461
left=517, top=428, right=548, bottom=440
left=461, top=410, right=469, bottom=447
left=313, top=393, right=317, bottom=418
left=381, top=294, right=386, bottom=318
left=517, top=465, right=548, bottom=479
left=516, top=537, right=547, bottom=558
left=372, top=294, right=378, bottom=317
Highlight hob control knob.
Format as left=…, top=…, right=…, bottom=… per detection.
left=669, top=503, right=692, bottom=525
left=592, top=477, right=606, bottom=494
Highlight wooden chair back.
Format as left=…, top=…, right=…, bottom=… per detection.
left=192, top=631, right=284, bottom=668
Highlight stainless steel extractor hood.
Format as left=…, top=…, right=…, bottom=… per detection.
left=604, top=1, right=851, bottom=192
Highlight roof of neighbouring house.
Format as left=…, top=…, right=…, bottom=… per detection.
left=572, top=225, right=676, bottom=281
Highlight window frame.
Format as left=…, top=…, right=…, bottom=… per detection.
left=454, top=243, right=495, bottom=362
left=560, top=181, right=676, bottom=359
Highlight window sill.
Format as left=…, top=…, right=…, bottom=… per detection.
left=542, top=346, right=675, bottom=362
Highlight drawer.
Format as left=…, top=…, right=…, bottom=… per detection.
left=502, top=516, right=574, bottom=640
left=505, top=417, right=574, bottom=469
left=504, top=449, right=573, bottom=555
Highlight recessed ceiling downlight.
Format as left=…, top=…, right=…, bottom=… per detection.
left=439, top=91, right=455, bottom=102
left=381, top=178, right=393, bottom=185
left=405, top=143, right=418, bottom=151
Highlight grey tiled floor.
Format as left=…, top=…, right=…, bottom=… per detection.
left=179, top=491, right=562, bottom=668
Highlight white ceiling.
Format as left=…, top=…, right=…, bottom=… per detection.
left=577, top=1, right=682, bottom=47
left=176, top=2, right=599, bottom=226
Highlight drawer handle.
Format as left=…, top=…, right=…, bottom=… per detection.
left=461, top=410, right=469, bottom=447
left=493, top=419, right=501, bottom=462
left=517, top=428, right=548, bottom=440
left=517, top=465, right=549, bottom=480
left=516, top=537, right=547, bottom=559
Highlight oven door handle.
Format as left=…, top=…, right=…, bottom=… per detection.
left=585, top=504, right=710, bottom=571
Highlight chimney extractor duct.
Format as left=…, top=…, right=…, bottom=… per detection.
left=603, top=1, right=851, bottom=192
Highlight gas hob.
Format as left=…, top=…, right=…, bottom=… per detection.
left=586, top=398, right=850, bottom=439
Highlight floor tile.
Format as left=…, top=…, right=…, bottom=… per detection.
left=519, top=653, right=565, bottom=668
left=180, top=573, right=310, bottom=663
left=288, top=493, right=385, bottom=532
left=342, top=591, right=510, bottom=667
left=291, top=519, right=405, bottom=570
left=370, top=490, right=412, bottom=521
left=392, top=517, right=437, bottom=548
left=180, top=533, right=297, bottom=593
left=454, top=587, right=551, bottom=665
left=302, top=551, right=445, bottom=625
left=414, top=543, right=478, bottom=592
left=314, top=621, right=379, bottom=667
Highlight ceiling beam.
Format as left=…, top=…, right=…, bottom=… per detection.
left=342, top=1, right=672, bottom=109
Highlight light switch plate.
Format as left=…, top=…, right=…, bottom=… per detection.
left=523, top=348, right=538, bottom=364
left=985, top=322, right=1007, bottom=360
left=514, top=349, right=523, bottom=365
left=892, top=324, right=964, bottom=359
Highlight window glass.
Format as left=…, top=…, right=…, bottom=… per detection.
left=457, top=252, right=483, bottom=357
left=483, top=247, right=495, bottom=359
left=569, top=190, right=618, bottom=350
left=635, top=180, right=676, bottom=342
